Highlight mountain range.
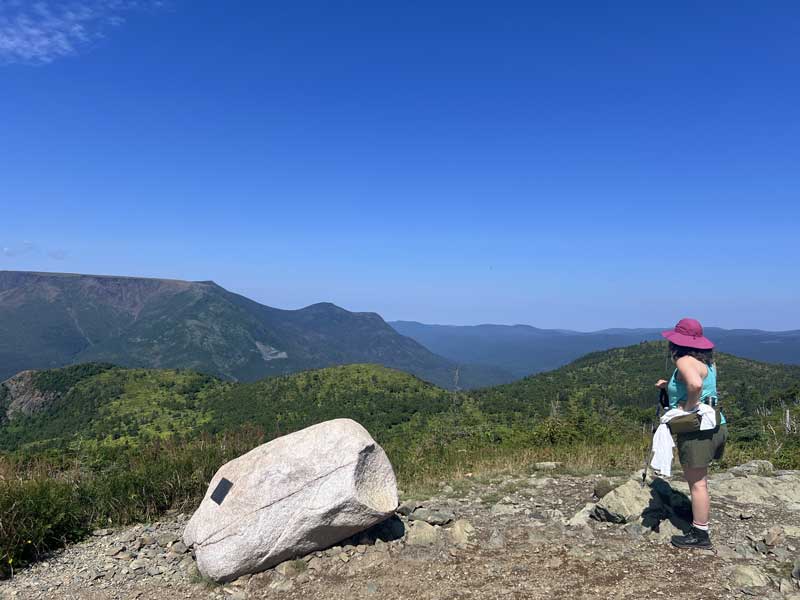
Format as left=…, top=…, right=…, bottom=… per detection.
left=0, top=271, right=510, bottom=389
left=3, top=270, right=799, bottom=390
left=390, top=321, right=800, bottom=378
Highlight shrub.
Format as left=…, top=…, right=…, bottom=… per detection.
left=0, top=427, right=266, bottom=579
left=0, top=478, right=86, bottom=578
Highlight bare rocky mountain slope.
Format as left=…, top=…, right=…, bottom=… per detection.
left=0, top=271, right=512, bottom=389
left=2, top=462, right=799, bottom=600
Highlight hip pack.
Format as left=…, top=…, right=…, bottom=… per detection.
left=667, top=407, right=721, bottom=435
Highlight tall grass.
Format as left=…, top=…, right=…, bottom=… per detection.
left=0, top=427, right=264, bottom=578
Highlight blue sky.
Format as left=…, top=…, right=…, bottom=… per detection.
left=1, top=1, right=799, bottom=330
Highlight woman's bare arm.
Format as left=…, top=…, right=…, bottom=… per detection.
left=676, top=356, right=703, bottom=411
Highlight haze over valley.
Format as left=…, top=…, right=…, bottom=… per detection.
left=391, top=321, right=800, bottom=379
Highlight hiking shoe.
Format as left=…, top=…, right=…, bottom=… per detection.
left=671, top=527, right=712, bottom=549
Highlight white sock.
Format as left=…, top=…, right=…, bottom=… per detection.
left=693, top=521, right=709, bottom=531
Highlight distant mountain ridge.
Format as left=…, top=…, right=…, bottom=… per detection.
left=390, top=320, right=800, bottom=379
left=0, top=271, right=512, bottom=388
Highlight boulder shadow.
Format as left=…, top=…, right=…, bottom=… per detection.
left=641, top=478, right=693, bottom=535
left=358, top=515, right=406, bottom=543
left=325, top=515, right=406, bottom=550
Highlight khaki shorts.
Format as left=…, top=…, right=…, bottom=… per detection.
left=677, top=424, right=728, bottom=469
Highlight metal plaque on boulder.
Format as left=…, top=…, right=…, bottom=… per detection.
left=211, top=478, right=233, bottom=505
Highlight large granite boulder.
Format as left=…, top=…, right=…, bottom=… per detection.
left=183, top=418, right=398, bottom=582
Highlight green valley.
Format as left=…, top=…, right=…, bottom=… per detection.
left=3, top=342, right=800, bottom=459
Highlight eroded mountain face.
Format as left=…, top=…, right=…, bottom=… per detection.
left=0, top=370, right=60, bottom=423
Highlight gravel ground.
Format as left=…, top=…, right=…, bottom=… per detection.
left=2, top=465, right=799, bottom=600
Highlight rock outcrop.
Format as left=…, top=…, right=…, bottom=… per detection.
left=183, top=419, right=398, bottom=582
left=591, top=472, right=694, bottom=537
left=728, top=459, right=775, bottom=477
left=592, top=473, right=689, bottom=520
left=712, top=469, right=800, bottom=506
left=0, top=370, right=59, bottom=422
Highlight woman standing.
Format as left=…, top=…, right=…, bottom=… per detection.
left=655, top=318, right=727, bottom=549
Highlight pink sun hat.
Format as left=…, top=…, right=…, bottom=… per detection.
left=661, top=317, right=715, bottom=350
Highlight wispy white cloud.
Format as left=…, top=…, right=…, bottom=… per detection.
left=0, top=1, right=164, bottom=65
left=2, top=241, right=37, bottom=257
left=1, top=241, right=67, bottom=260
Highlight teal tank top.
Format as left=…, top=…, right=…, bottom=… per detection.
left=667, top=363, right=726, bottom=425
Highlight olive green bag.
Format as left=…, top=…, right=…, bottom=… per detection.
left=667, top=407, right=721, bottom=435
left=667, top=413, right=702, bottom=434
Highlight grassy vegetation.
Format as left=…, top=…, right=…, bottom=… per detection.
left=0, top=429, right=262, bottom=578
left=0, top=342, right=798, bottom=578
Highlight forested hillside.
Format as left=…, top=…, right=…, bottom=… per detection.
left=474, top=342, right=800, bottom=448
left=2, top=342, right=799, bottom=464
left=0, top=363, right=459, bottom=462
